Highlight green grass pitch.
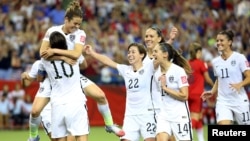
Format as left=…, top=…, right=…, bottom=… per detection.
left=0, top=126, right=208, bottom=141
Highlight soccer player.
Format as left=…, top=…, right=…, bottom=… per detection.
left=85, top=43, right=157, bottom=141
left=143, top=26, right=178, bottom=141
left=201, top=30, right=250, bottom=125
left=188, top=42, right=214, bottom=141
left=39, top=29, right=89, bottom=141
left=152, top=42, right=193, bottom=141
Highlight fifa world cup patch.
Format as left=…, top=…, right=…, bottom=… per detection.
left=181, top=76, right=188, bottom=84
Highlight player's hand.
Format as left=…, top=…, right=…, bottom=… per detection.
left=201, top=91, right=213, bottom=101
left=21, top=72, right=29, bottom=80
left=41, top=49, right=54, bottom=59
left=159, top=74, right=166, bottom=88
left=166, top=26, right=178, bottom=45
left=229, top=83, right=241, bottom=93
left=84, top=45, right=94, bottom=55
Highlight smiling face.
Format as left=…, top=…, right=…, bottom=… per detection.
left=64, top=16, right=82, bottom=33
left=216, top=34, right=232, bottom=52
left=127, top=46, right=144, bottom=65
left=152, top=44, right=168, bottom=63
left=144, top=28, right=162, bottom=51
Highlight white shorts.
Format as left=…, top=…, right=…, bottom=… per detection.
left=80, top=75, right=94, bottom=89
left=215, top=102, right=250, bottom=125
left=51, top=102, right=89, bottom=138
left=156, top=116, right=193, bottom=141
left=121, top=114, right=156, bottom=141
left=40, top=103, right=52, bottom=134
left=35, top=78, right=51, bottom=97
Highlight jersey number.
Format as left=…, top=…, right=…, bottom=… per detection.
left=51, top=61, right=73, bottom=79
left=177, top=123, right=189, bottom=135
left=146, top=122, right=156, bottom=133
left=128, top=78, right=139, bottom=89
left=242, top=111, right=250, bottom=123
left=220, top=68, right=229, bottom=78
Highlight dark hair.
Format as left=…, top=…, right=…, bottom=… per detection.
left=49, top=31, right=67, bottom=50
left=127, top=43, right=147, bottom=61
left=218, top=30, right=234, bottom=48
left=189, top=42, right=202, bottom=60
left=159, top=42, right=192, bottom=75
left=65, top=1, right=84, bottom=21
left=148, top=26, right=166, bottom=43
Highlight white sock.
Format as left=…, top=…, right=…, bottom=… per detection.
left=196, top=128, right=204, bottom=141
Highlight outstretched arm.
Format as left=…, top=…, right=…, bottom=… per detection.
left=85, top=45, right=117, bottom=69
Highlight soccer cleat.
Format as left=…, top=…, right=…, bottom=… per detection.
left=27, top=135, right=40, bottom=141
left=105, top=124, right=125, bottom=137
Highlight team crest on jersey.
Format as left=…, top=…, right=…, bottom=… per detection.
left=231, top=60, right=236, bottom=66
left=69, top=35, right=75, bottom=41
left=39, top=87, right=44, bottom=93
left=139, top=69, right=144, bottom=74
left=169, top=75, right=174, bottom=82
left=181, top=76, right=188, bottom=84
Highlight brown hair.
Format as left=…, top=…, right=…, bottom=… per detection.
left=65, top=1, right=84, bottom=21
left=218, top=30, right=234, bottom=49
left=159, top=42, right=192, bottom=75
left=128, top=43, right=147, bottom=61
left=189, top=42, right=202, bottom=60
left=148, top=26, right=166, bottom=43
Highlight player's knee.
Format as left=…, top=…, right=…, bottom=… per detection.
left=95, top=93, right=107, bottom=104
left=31, top=108, right=41, bottom=117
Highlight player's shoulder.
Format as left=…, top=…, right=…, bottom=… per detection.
left=74, top=28, right=86, bottom=36
left=171, top=63, right=185, bottom=74
left=32, top=60, right=42, bottom=67
left=47, top=25, right=63, bottom=32
left=232, top=51, right=245, bottom=58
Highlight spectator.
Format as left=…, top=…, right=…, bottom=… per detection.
left=0, top=84, right=12, bottom=129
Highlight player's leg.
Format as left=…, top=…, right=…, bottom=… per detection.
left=40, top=104, right=56, bottom=141
left=215, top=103, right=234, bottom=125
left=189, top=96, right=204, bottom=141
left=28, top=97, right=49, bottom=141
left=28, top=79, right=51, bottom=141
left=80, top=75, right=125, bottom=137
left=234, top=103, right=250, bottom=125
left=66, top=102, right=89, bottom=141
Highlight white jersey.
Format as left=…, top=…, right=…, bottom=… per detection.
left=143, top=56, right=163, bottom=110
left=212, top=51, right=250, bottom=105
left=28, top=60, right=51, bottom=110
left=43, top=25, right=86, bottom=50
left=154, top=63, right=190, bottom=122
left=117, top=62, right=155, bottom=115
left=39, top=58, right=86, bottom=105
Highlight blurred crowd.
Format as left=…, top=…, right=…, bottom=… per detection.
left=0, top=0, right=250, bottom=83
left=0, top=83, right=32, bottom=129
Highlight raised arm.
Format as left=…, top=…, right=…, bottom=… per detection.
left=85, top=45, right=117, bottom=69
left=166, top=26, right=178, bottom=45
